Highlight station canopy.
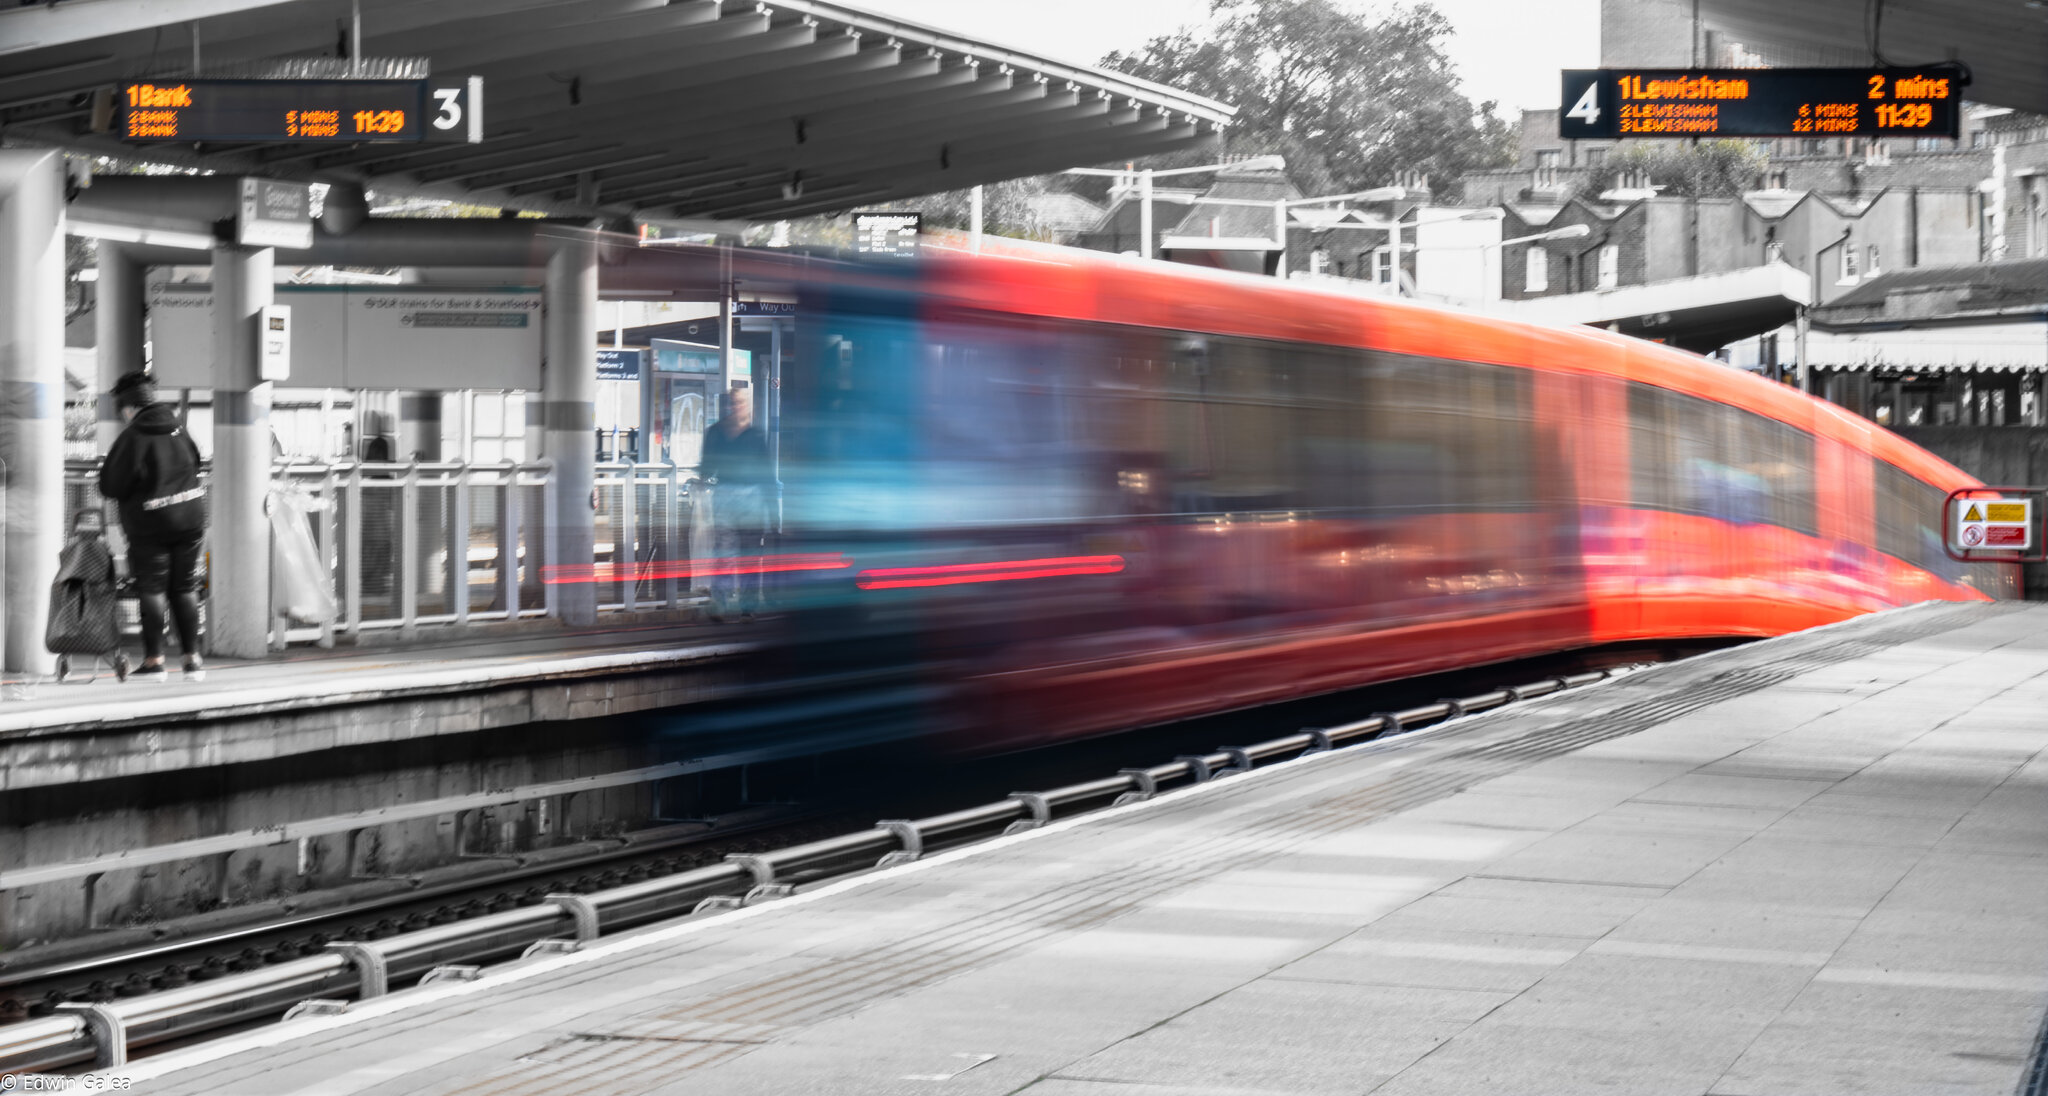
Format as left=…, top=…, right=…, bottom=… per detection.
left=1697, top=0, right=2047, bottom=116
left=0, top=0, right=1234, bottom=223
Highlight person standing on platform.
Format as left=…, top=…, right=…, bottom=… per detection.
left=697, top=384, right=772, bottom=621
left=99, top=371, right=208, bottom=682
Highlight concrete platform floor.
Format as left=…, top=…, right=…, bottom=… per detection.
left=115, top=600, right=2048, bottom=1096
left=0, top=618, right=751, bottom=737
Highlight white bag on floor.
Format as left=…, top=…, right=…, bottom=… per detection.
left=270, top=487, right=339, bottom=626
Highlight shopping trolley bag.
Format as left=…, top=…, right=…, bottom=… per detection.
left=46, top=513, right=128, bottom=680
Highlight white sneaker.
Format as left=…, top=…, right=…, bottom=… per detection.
left=182, top=658, right=206, bottom=683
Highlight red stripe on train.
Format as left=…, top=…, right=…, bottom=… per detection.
left=856, top=555, right=1126, bottom=590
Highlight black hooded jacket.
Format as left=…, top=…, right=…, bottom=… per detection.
left=99, top=403, right=207, bottom=541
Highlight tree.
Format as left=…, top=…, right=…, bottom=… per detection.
left=1607, top=140, right=1769, bottom=198
left=1102, top=0, right=1514, bottom=198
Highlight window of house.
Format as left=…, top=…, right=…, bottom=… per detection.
left=1915, top=136, right=1945, bottom=151
left=1584, top=148, right=1607, bottom=167
left=1597, top=245, right=1619, bottom=289
left=1867, top=245, right=1881, bottom=275
left=1370, top=247, right=1394, bottom=284
left=1840, top=243, right=1860, bottom=282
left=2032, top=190, right=2045, bottom=258
left=1525, top=247, right=1548, bottom=293
left=1535, top=149, right=1560, bottom=169
left=1766, top=171, right=1788, bottom=189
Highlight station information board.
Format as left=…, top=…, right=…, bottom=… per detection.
left=119, top=77, right=483, bottom=144
left=854, top=212, right=921, bottom=258
left=1559, top=68, right=1963, bottom=139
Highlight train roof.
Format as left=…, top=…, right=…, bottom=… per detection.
left=917, top=234, right=1977, bottom=493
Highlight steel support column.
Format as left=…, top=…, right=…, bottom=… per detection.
left=209, top=243, right=275, bottom=658
left=543, top=235, right=597, bottom=626
left=0, top=150, right=66, bottom=676
left=94, top=241, right=146, bottom=454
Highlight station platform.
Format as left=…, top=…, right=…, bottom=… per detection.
left=114, top=599, right=2048, bottom=1096
left=0, top=620, right=751, bottom=793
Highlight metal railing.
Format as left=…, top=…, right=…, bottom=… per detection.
left=591, top=462, right=697, bottom=613
left=62, top=459, right=704, bottom=650
left=0, top=670, right=1610, bottom=1073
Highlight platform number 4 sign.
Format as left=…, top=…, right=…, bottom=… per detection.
left=1559, top=72, right=1614, bottom=138
left=1567, top=82, right=1601, bottom=125
left=425, top=76, right=484, bottom=144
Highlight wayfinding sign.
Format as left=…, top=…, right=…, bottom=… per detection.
left=119, top=77, right=482, bottom=144
left=147, top=285, right=540, bottom=390
left=1560, top=68, right=1963, bottom=139
left=596, top=348, right=646, bottom=381
left=238, top=178, right=312, bottom=249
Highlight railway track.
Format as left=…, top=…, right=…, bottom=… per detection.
left=0, top=805, right=860, bottom=1024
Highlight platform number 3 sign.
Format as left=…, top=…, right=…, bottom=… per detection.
left=425, top=76, right=484, bottom=144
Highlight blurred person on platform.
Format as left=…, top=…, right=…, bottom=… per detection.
left=99, top=371, right=208, bottom=682
left=697, top=384, right=772, bottom=620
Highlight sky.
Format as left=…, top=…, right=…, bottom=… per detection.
left=856, top=0, right=1600, bottom=116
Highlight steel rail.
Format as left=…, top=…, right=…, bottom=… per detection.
left=0, top=669, right=1609, bottom=1074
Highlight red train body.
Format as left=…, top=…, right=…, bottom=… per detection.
left=739, top=238, right=2012, bottom=751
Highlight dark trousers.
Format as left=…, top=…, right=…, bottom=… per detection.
left=129, top=532, right=204, bottom=661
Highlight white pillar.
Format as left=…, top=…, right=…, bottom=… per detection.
left=543, top=236, right=597, bottom=626
left=717, top=291, right=733, bottom=398
left=1795, top=306, right=1811, bottom=394
left=769, top=317, right=783, bottom=534
left=95, top=241, right=146, bottom=454
left=1390, top=218, right=1403, bottom=294
left=208, top=243, right=275, bottom=657
left=1273, top=201, right=1288, bottom=279
left=0, top=150, right=66, bottom=675
left=1139, top=169, right=1154, bottom=260
left=970, top=185, right=984, bottom=254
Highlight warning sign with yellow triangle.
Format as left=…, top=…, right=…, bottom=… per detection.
left=1963, top=503, right=1983, bottom=522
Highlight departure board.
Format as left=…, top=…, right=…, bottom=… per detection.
left=121, top=79, right=426, bottom=143
left=1559, top=68, right=1964, bottom=139
left=854, top=212, right=921, bottom=257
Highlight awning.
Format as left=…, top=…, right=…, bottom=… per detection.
left=0, top=0, right=1232, bottom=222
left=1498, top=263, right=1812, bottom=352
left=1806, top=320, right=2048, bottom=372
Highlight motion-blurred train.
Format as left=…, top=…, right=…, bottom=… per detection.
left=676, top=237, right=2013, bottom=752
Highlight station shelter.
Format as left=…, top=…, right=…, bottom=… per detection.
left=0, top=0, right=1232, bottom=669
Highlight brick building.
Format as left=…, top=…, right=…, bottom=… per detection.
left=1806, top=258, right=2048, bottom=428
left=1496, top=188, right=1979, bottom=306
